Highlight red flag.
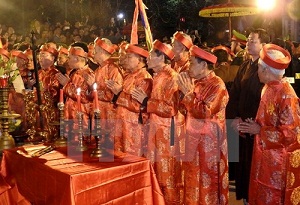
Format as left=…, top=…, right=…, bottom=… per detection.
left=138, top=0, right=153, bottom=50
left=130, top=0, right=139, bottom=45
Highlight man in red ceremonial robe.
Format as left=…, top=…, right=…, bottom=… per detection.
left=177, top=45, right=229, bottom=205
left=238, top=44, right=300, bottom=205
left=38, top=43, right=61, bottom=104
left=171, top=32, right=193, bottom=192
left=106, top=44, right=152, bottom=157
left=23, top=48, right=35, bottom=90
left=63, top=44, right=94, bottom=136
left=85, top=38, right=123, bottom=146
left=171, top=31, right=193, bottom=74
left=226, top=29, right=271, bottom=204
left=9, top=50, right=28, bottom=133
left=132, top=40, right=184, bottom=204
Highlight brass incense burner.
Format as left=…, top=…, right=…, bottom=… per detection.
left=0, top=87, right=20, bottom=151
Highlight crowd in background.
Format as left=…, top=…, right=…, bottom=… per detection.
left=0, top=18, right=300, bottom=205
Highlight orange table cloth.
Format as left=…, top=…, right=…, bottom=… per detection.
left=0, top=145, right=165, bottom=205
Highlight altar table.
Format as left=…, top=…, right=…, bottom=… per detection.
left=0, top=145, right=165, bottom=205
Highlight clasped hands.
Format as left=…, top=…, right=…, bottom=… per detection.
left=55, top=73, right=70, bottom=86
left=105, top=79, right=122, bottom=95
left=105, top=80, right=148, bottom=104
left=131, top=88, right=147, bottom=104
left=177, top=72, right=193, bottom=95
left=237, top=118, right=261, bottom=135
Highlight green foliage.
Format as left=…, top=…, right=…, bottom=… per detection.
left=0, top=56, right=19, bottom=86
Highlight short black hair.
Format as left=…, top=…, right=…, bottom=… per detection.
left=154, top=49, right=171, bottom=63
left=213, top=49, right=229, bottom=63
left=249, top=28, right=270, bottom=44
left=70, top=41, right=88, bottom=53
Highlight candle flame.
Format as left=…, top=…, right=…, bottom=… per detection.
left=93, top=83, right=97, bottom=90
left=76, top=87, right=81, bottom=95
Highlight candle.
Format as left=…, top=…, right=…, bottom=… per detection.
left=76, top=88, right=81, bottom=112
left=93, top=83, right=99, bottom=110
left=59, top=89, right=64, bottom=103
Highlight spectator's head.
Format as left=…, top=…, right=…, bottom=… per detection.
left=211, top=45, right=234, bottom=65
left=246, top=28, right=270, bottom=60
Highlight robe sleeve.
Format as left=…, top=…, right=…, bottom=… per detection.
left=182, top=83, right=228, bottom=119
left=64, top=69, right=92, bottom=104
left=121, top=78, right=153, bottom=113
left=147, top=77, right=178, bottom=118
left=259, top=97, right=300, bottom=149
left=98, top=65, right=123, bottom=102
left=49, top=70, right=61, bottom=101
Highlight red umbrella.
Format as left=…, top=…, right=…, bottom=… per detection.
left=199, top=1, right=260, bottom=40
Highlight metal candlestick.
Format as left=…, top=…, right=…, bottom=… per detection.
left=0, top=87, right=20, bottom=152
left=54, top=102, right=67, bottom=147
left=90, top=109, right=108, bottom=157
left=76, top=111, right=88, bottom=151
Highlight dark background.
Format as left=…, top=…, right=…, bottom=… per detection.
left=0, top=0, right=283, bottom=44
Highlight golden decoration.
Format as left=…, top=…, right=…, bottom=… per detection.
left=290, top=186, right=300, bottom=205
left=24, top=90, right=58, bottom=142
left=267, top=102, right=275, bottom=115
left=296, top=127, right=300, bottom=145
left=0, top=87, right=20, bottom=151
left=223, top=172, right=229, bottom=189
left=290, top=150, right=300, bottom=168
left=286, top=172, right=295, bottom=188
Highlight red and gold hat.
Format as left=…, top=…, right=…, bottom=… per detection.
left=94, top=37, right=115, bottom=54
left=231, top=30, right=247, bottom=45
left=153, top=40, right=175, bottom=60
left=68, top=46, right=88, bottom=58
left=11, top=50, right=28, bottom=62
left=24, top=48, right=33, bottom=58
left=0, top=48, right=10, bottom=59
left=119, top=41, right=128, bottom=51
left=211, top=45, right=235, bottom=56
left=125, top=44, right=149, bottom=58
left=190, top=45, right=217, bottom=64
left=87, top=43, right=94, bottom=58
left=259, top=44, right=291, bottom=70
left=173, top=31, right=193, bottom=49
left=40, top=43, right=58, bottom=57
left=58, top=46, right=69, bottom=55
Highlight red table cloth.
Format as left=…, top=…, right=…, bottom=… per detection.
left=0, top=145, right=165, bottom=205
